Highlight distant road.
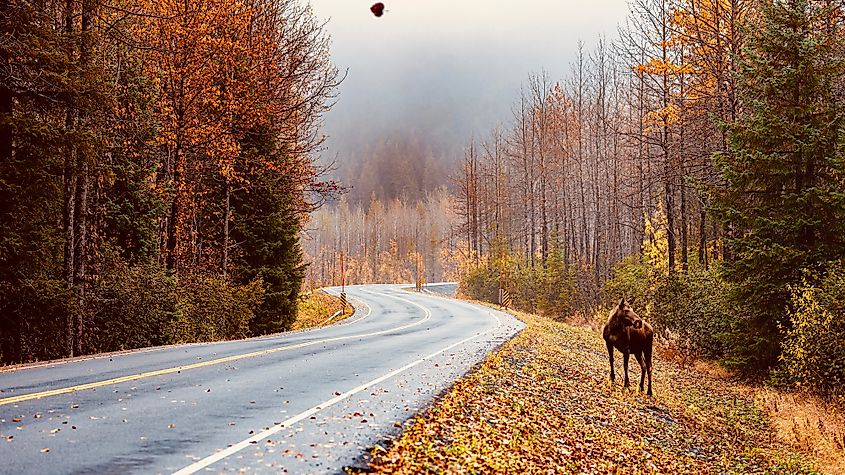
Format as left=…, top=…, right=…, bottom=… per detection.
left=422, top=282, right=458, bottom=297
left=0, top=284, right=523, bottom=474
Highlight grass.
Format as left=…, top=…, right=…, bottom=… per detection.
left=758, top=389, right=845, bottom=475
left=368, top=307, right=829, bottom=474
left=292, top=290, right=352, bottom=331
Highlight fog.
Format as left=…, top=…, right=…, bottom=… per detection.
left=307, top=0, right=630, bottom=202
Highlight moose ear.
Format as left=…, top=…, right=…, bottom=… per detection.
left=618, top=297, right=626, bottom=308
left=627, top=296, right=636, bottom=306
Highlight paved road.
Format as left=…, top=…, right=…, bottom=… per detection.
left=421, top=282, right=458, bottom=297
left=0, top=285, right=523, bottom=474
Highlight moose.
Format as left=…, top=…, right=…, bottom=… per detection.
left=602, top=297, right=654, bottom=396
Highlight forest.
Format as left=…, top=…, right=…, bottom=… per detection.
left=308, top=0, right=845, bottom=402
left=453, top=0, right=845, bottom=400
left=0, top=0, right=340, bottom=363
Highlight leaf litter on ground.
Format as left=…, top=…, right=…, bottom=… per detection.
left=368, top=309, right=822, bottom=474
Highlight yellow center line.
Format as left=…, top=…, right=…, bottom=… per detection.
left=172, top=297, right=491, bottom=475
left=0, top=290, right=428, bottom=406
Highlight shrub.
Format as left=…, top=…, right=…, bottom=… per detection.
left=602, top=255, right=652, bottom=306
left=459, top=265, right=499, bottom=303
left=509, top=264, right=541, bottom=313
left=459, top=253, right=578, bottom=319
left=0, top=277, right=77, bottom=364
left=535, top=251, right=578, bottom=318
left=169, top=273, right=265, bottom=343
left=603, top=256, right=731, bottom=359
left=88, top=262, right=178, bottom=353
left=778, top=264, right=845, bottom=404
left=650, top=270, right=732, bottom=359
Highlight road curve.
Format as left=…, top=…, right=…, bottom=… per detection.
left=1, top=284, right=523, bottom=474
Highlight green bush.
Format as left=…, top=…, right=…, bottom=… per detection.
left=603, top=256, right=731, bottom=359
left=459, top=251, right=578, bottom=319
left=602, top=255, right=651, bottom=306
left=88, top=262, right=178, bottom=353
left=0, top=262, right=271, bottom=364
left=652, top=270, right=732, bottom=359
left=778, top=263, right=845, bottom=404
left=509, top=264, right=541, bottom=313
left=536, top=266, right=577, bottom=317
left=169, top=273, right=265, bottom=343
left=460, top=265, right=499, bottom=303
left=0, top=277, right=77, bottom=363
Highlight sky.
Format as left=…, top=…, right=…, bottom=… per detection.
left=306, top=0, right=631, bottom=191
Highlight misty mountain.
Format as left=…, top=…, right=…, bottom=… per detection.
left=331, top=134, right=452, bottom=204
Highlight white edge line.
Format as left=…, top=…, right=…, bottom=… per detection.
left=171, top=299, right=503, bottom=475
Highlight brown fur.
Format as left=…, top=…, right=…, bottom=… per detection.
left=602, top=297, right=654, bottom=396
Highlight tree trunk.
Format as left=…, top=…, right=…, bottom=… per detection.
left=680, top=178, right=688, bottom=273
left=166, top=144, right=183, bottom=270
left=63, top=0, right=77, bottom=358
left=699, top=200, right=707, bottom=270
left=222, top=180, right=230, bottom=277
left=73, top=157, right=88, bottom=356
left=664, top=157, right=675, bottom=274
left=63, top=133, right=76, bottom=358
left=0, top=73, right=10, bottom=168
left=661, top=1, right=675, bottom=274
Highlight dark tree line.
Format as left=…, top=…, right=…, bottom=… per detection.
left=0, top=0, right=339, bottom=363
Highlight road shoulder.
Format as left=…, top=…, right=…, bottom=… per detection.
left=368, top=307, right=825, bottom=474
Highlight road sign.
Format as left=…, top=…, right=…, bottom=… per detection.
left=499, top=288, right=511, bottom=308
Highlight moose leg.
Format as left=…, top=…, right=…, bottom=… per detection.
left=634, top=352, right=646, bottom=392
left=623, top=352, right=630, bottom=388
left=644, top=345, right=653, bottom=396
left=606, top=341, right=615, bottom=382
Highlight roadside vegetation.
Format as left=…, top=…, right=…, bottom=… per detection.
left=455, top=0, right=845, bottom=408
left=0, top=288, right=349, bottom=368
left=0, top=0, right=340, bottom=365
left=369, top=309, right=843, bottom=474
left=291, top=290, right=352, bottom=331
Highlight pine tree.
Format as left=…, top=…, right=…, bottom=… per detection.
left=0, top=1, right=87, bottom=362
left=232, top=128, right=307, bottom=336
left=711, top=0, right=845, bottom=373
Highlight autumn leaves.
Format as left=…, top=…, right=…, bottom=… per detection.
left=370, top=312, right=819, bottom=473
left=0, top=0, right=340, bottom=363
left=136, top=0, right=338, bottom=271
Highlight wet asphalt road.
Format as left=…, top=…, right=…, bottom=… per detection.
left=0, top=284, right=523, bottom=474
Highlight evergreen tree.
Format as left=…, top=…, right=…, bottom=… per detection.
left=711, top=0, right=845, bottom=373
left=0, top=2, right=82, bottom=362
left=232, top=128, right=307, bottom=336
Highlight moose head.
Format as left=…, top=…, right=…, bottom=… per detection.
left=614, top=297, right=643, bottom=329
